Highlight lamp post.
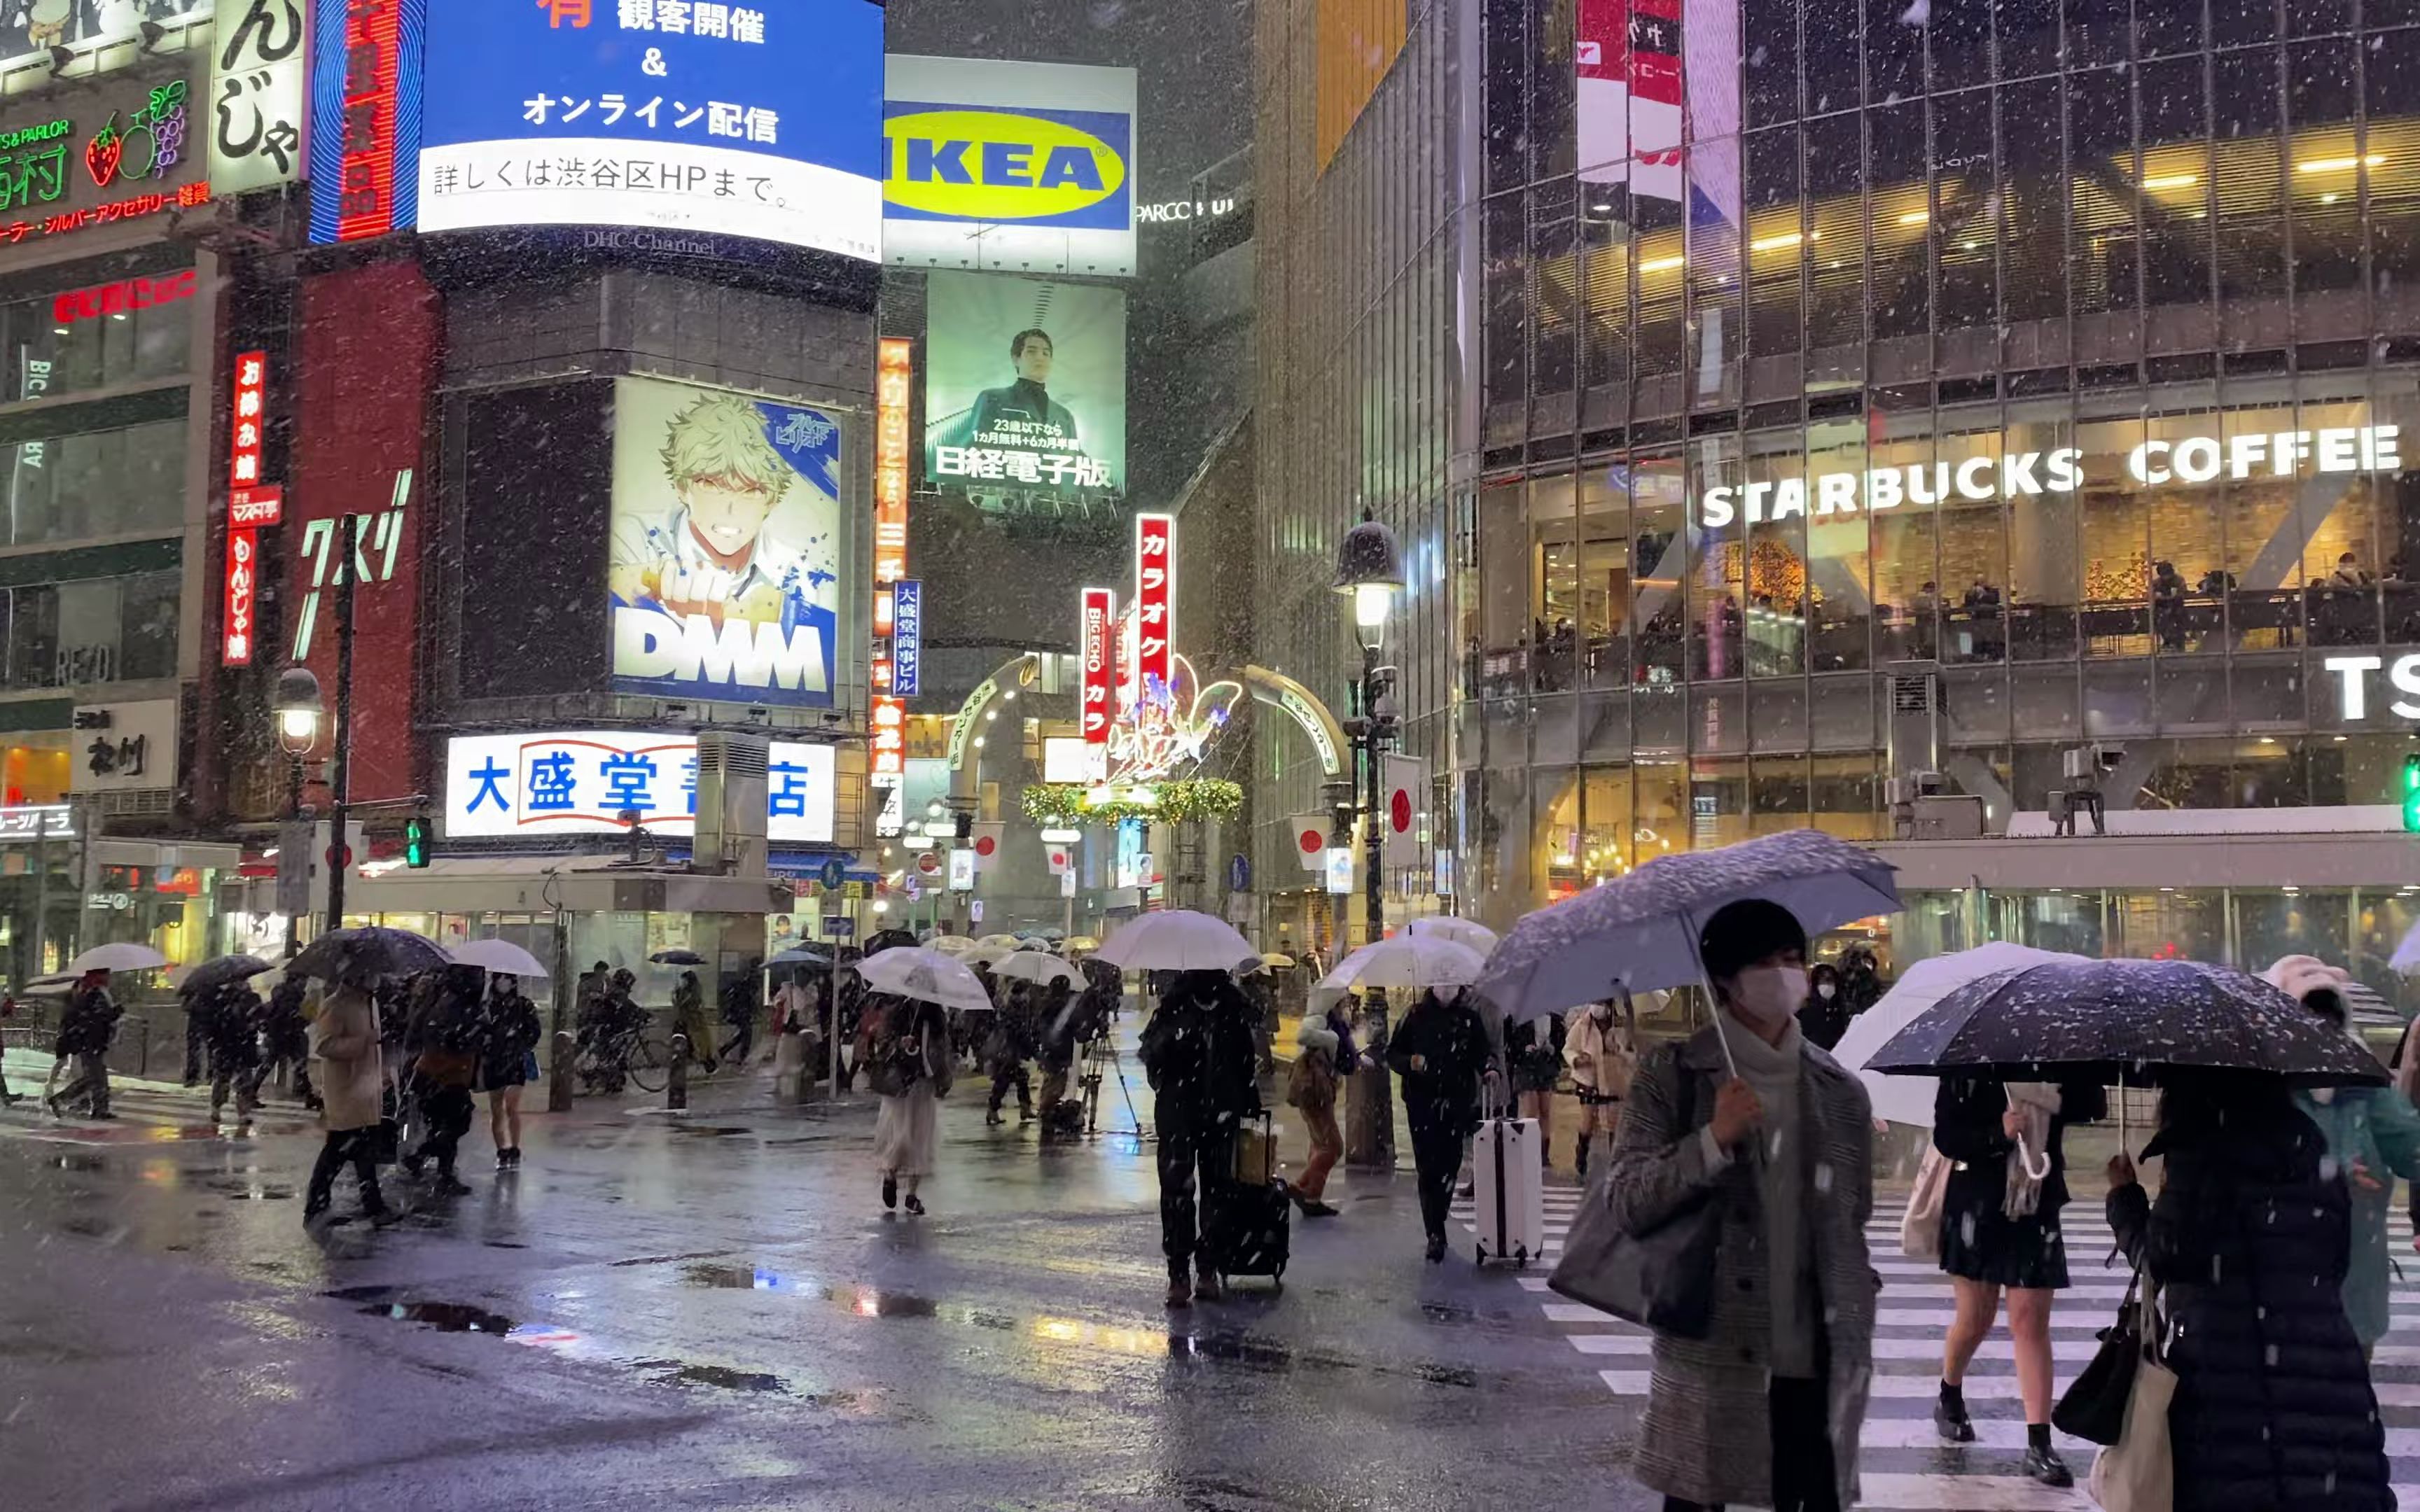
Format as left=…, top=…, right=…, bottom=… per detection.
left=278, top=512, right=362, bottom=937
left=273, top=665, right=324, bottom=957
left=1333, top=507, right=1403, bottom=1168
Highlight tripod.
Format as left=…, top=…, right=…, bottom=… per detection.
left=1078, top=1029, right=1149, bottom=1141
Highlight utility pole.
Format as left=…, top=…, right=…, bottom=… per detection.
left=325, top=513, right=359, bottom=931
left=1343, top=642, right=1397, bottom=1169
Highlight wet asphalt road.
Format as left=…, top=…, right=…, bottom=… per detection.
left=0, top=1042, right=1643, bottom=1512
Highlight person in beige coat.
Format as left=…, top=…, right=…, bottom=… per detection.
left=304, top=966, right=391, bottom=1224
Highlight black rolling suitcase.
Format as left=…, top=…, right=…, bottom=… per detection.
left=1206, top=1111, right=1291, bottom=1287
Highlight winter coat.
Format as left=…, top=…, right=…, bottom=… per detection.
left=54, top=983, right=119, bottom=1057
left=1566, top=1010, right=1634, bottom=1098
left=1604, top=1026, right=1877, bottom=1511
left=1795, top=989, right=1851, bottom=1051
left=1386, top=991, right=1491, bottom=1139
left=203, top=987, right=264, bottom=1066
left=1137, top=970, right=1259, bottom=1139
left=2293, top=1084, right=2420, bottom=1348
left=2106, top=1095, right=2391, bottom=1512
left=310, top=983, right=384, bottom=1133
left=1505, top=1012, right=1565, bottom=1093
left=1932, top=1076, right=2104, bottom=1287
left=478, top=990, right=543, bottom=1090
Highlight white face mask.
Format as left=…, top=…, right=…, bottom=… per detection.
left=1815, top=983, right=1837, bottom=1000
left=1728, top=965, right=1809, bottom=1028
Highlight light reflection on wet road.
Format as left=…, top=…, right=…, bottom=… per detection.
left=0, top=1038, right=1637, bottom=1511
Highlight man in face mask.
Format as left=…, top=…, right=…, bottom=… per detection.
left=1602, top=897, right=1877, bottom=1512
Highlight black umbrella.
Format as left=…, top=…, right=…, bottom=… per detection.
left=179, top=953, right=276, bottom=995
left=648, top=948, right=706, bottom=965
left=288, top=926, right=449, bottom=983
left=1868, top=957, right=2388, bottom=1087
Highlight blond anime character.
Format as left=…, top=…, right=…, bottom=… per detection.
left=609, top=393, right=813, bottom=628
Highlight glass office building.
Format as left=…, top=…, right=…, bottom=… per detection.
left=1253, top=0, right=2420, bottom=977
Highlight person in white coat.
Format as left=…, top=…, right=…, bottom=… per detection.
left=304, top=958, right=391, bottom=1224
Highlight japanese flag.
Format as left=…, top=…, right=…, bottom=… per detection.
left=971, top=821, right=1007, bottom=872
left=1047, top=846, right=1071, bottom=876
left=1382, top=755, right=1428, bottom=869
left=1292, top=813, right=1330, bottom=872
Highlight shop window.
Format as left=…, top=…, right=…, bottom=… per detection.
left=2010, top=664, right=2083, bottom=742
left=1749, top=752, right=1809, bottom=832
left=1871, top=452, right=1940, bottom=665
left=1572, top=467, right=1631, bottom=689
left=1580, top=764, right=1631, bottom=874
left=2069, top=68, right=2137, bottom=317
left=2366, top=29, right=2420, bottom=292
left=2156, top=659, right=2230, bottom=729
left=1744, top=127, right=1805, bottom=358
left=1580, top=217, right=1630, bottom=391
left=2212, top=49, right=2288, bottom=309
left=1744, top=0, right=1800, bottom=127
left=1803, top=112, right=1865, bottom=354
left=1869, top=103, right=1928, bottom=340
left=0, top=279, right=193, bottom=405
left=1998, top=77, right=2068, bottom=323
left=1808, top=752, right=1881, bottom=839
left=1482, top=194, right=1528, bottom=411
left=1687, top=757, right=1750, bottom=848
left=1531, top=181, right=1580, bottom=399
left=1685, top=438, right=1745, bottom=679
left=1533, top=471, right=1579, bottom=692
left=1809, top=670, right=1875, bottom=750
left=1935, top=441, right=2012, bottom=666
left=1942, top=664, right=2012, bottom=743
left=2139, top=736, right=2234, bottom=807
left=3, top=416, right=185, bottom=546
left=2231, top=734, right=2311, bottom=805
left=2236, top=888, right=2350, bottom=971
left=2085, top=659, right=2156, bottom=735
left=0, top=571, right=174, bottom=691
left=1750, top=680, right=1807, bottom=752
left=1631, top=459, right=1687, bottom=687
left=2139, top=57, right=2215, bottom=313
left=1992, top=889, right=2109, bottom=956
left=1933, top=88, right=1997, bottom=335
left=1804, top=426, right=1872, bottom=672
left=1475, top=479, right=1529, bottom=697
left=2230, top=652, right=2306, bottom=727
left=2112, top=888, right=2227, bottom=961
left=1741, top=438, right=1807, bottom=679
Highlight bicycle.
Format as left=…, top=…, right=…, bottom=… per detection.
left=573, top=1026, right=670, bottom=1095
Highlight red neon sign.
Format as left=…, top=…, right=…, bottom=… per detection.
left=228, top=350, right=267, bottom=490
left=1081, top=587, right=1117, bottom=769
left=871, top=694, right=906, bottom=780
left=223, top=526, right=258, bottom=666
left=336, top=0, right=403, bottom=242
left=1133, top=514, right=1174, bottom=696
left=52, top=269, right=197, bottom=325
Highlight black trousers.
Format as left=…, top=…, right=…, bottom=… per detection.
left=307, top=1128, right=388, bottom=1213
left=1660, top=1373, right=1837, bottom=1512
left=718, top=1021, right=753, bottom=1065
left=1408, top=1118, right=1463, bottom=1240
left=412, top=1082, right=475, bottom=1175
left=987, top=1062, right=1031, bottom=1114
left=1157, top=1125, right=1232, bottom=1275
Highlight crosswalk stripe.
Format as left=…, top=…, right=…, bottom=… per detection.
left=1602, top=1370, right=2420, bottom=1411
left=1567, top=1331, right=2420, bottom=1366
left=1855, top=1472, right=2093, bottom=1511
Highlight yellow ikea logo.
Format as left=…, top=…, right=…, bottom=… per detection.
left=883, top=108, right=1129, bottom=222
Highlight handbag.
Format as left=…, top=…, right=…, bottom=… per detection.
left=1900, top=1147, right=1951, bottom=1261
left=1548, top=1054, right=1725, bottom=1338
left=2087, top=1280, right=2176, bottom=1512
left=2053, top=1271, right=2145, bottom=1445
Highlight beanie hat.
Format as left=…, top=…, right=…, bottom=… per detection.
left=1698, top=898, right=1809, bottom=981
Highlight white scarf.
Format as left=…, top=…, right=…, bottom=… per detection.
left=2003, top=1082, right=2062, bottom=1219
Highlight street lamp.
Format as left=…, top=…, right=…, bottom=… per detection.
left=1332, top=508, right=1403, bottom=1168
left=272, top=666, right=324, bottom=956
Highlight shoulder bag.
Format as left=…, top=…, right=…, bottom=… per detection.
left=2052, top=1269, right=2146, bottom=1445
left=1547, top=1052, right=1725, bottom=1338
left=1900, top=1146, right=1952, bottom=1261
left=2086, top=1279, right=2176, bottom=1512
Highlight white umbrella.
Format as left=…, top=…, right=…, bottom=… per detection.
left=68, top=941, right=168, bottom=974
left=976, top=933, right=1022, bottom=948
left=1832, top=941, right=2087, bottom=1127
left=1318, top=934, right=1489, bottom=992
left=448, top=937, right=550, bottom=979
left=854, top=946, right=994, bottom=1016
left=964, top=940, right=1015, bottom=967
left=927, top=934, right=979, bottom=956
left=993, top=950, right=1083, bottom=988
left=1405, top=916, right=1498, bottom=955
left=1093, top=909, right=1260, bottom=973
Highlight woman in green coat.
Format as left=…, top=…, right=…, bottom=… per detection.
left=2272, top=955, right=2420, bottom=1350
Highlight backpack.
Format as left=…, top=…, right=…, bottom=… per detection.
left=866, top=1004, right=947, bottom=1098
left=1286, top=1049, right=1337, bottom=1112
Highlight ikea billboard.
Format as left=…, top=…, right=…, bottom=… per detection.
left=884, top=55, right=1137, bottom=278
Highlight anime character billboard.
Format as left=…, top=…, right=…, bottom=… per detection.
left=607, top=377, right=844, bottom=707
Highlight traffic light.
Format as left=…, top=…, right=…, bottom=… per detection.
left=2405, top=756, right=2420, bottom=834
left=403, top=813, right=432, bottom=868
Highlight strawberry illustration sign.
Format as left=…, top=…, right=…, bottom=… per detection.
left=0, top=66, right=211, bottom=241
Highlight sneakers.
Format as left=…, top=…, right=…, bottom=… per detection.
left=1934, top=1395, right=1977, bottom=1444
left=903, top=1194, right=925, bottom=1217
left=1300, top=1200, right=1340, bottom=1218
left=881, top=1175, right=898, bottom=1210
left=2022, top=1446, right=2073, bottom=1488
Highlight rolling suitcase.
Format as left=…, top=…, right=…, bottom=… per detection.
left=1206, top=1111, right=1291, bottom=1287
left=1473, top=1116, right=1545, bottom=1266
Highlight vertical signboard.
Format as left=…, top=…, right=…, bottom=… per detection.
left=222, top=350, right=270, bottom=667
left=211, top=0, right=310, bottom=196
left=1080, top=586, right=1115, bottom=780
left=891, top=578, right=923, bottom=699
left=871, top=337, right=912, bottom=782
left=1577, top=0, right=1681, bottom=198
left=1133, top=512, right=1173, bottom=698
left=309, top=0, right=428, bottom=244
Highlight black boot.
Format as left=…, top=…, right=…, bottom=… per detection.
left=1935, top=1383, right=1975, bottom=1443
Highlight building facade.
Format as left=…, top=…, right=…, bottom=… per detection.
left=1254, top=0, right=2420, bottom=988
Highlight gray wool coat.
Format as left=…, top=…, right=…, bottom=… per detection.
left=1604, top=1024, right=1878, bottom=1509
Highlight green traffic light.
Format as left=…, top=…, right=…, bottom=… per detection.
left=2405, top=757, right=2420, bottom=834
left=404, top=816, right=431, bottom=868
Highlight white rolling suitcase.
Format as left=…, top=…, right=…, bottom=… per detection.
left=1473, top=1116, right=1546, bottom=1266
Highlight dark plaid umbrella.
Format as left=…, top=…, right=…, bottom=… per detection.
left=1477, top=828, right=1901, bottom=1023
left=1867, top=956, right=2388, bottom=1087
left=178, top=953, right=277, bottom=995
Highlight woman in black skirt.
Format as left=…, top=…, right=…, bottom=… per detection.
left=1932, top=1074, right=2106, bottom=1488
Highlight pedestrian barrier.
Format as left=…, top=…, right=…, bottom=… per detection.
left=668, top=1032, right=688, bottom=1111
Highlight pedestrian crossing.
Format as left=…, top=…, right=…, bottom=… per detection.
left=0, top=1072, right=317, bottom=1144
left=1454, top=1184, right=2420, bottom=1511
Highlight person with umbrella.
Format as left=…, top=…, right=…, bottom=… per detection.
left=261, top=972, right=319, bottom=1111
left=204, top=978, right=268, bottom=1130
left=982, top=978, right=1039, bottom=1126
left=1284, top=1014, right=1344, bottom=1217
left=2106, top=1070, right=2392, bottom=1509
left=671, top=969, right=716, bottom=1074
left=1138, top=967, right=1262, bottom=1306
left=1389, top=986, right=1494, bottom=1261
left=303, top=948, right=391, bottom=1225
left=46, top=967, right=121, bottom=1119
left=718, top=961, right=763, bottom=1069
left=1929, top=1068, right=2104, bottom=1484
left=1603, top=899, right=1875, bottom=1512
left=478, top=973, right=541, bottom=1170
left=866, top=989, right=952, bottom=1216
left=1564, top=995, right=1639, bottom=1180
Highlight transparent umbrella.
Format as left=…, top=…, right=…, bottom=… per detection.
left=1092, top=910, right=1259, bottom=973
left=67, top=941, right=169, bottom=974
left=449, top=938, right=550, bottom=979
left=1318, top=934, right=1489, bottom=992
left=855, top=946, right=994, bottom=1015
